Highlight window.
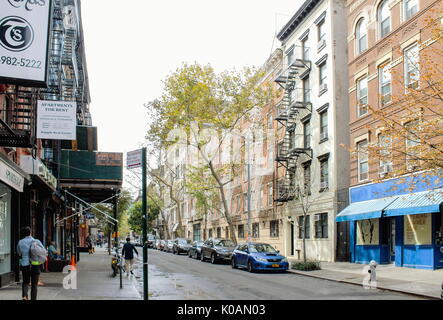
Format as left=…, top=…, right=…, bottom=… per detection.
left=289, top=128, right=296, bottom=150
left=252, top=223, right=260, bottom=238
left=356, top=18, right=367, bottom=54
left=357, top=140, right=369, bottom=181
left=268, top=183, right=273, bottom=207
left=378, top=0, right=391, bottom=38
left=319, top=62, right=327, bottom=88
left=302, top=37, right=309, bottom=61
left=208, top=228, right=213, bottom=239
left=320, top=158, right=329, bottom=191
left=379, top=63, right=391, bottom=105
left=238, top=224, right=245, bottom=238
left=378, top=134, right=393, bottom=175
left=318, top=20, right=326, bottom=43
left=270, top=220, right=279, bottom=237
left=357, top=77, right=368, bottom=117
left=320, top=110, right=328, bottom=141
left=315, top=213, right=328, bottom=238
left=404, top=44, right=419, bottom=89
left=405, top=121, right=420, bottom=170
left=287, top=49, right=294, bottom=67
left=303, top=76, right=310, bottom=103
left=225, top=228, right=229, bottom=239
left=298, top=215, right=310, bottom=239
left=303, top=163, right=311, bottom=194
left=303, top=120, right=311, bottom=149
left=404, top=0, right=418, bottom=21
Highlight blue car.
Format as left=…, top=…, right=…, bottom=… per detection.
left=231, top=243, right=289, bottom=272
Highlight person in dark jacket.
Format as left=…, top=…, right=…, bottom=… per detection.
left=121, top=238, right=138, bottom=276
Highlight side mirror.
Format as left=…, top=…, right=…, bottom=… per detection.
left=277, top=250, right=280, bottom=253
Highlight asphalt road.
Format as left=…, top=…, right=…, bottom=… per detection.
left=134, top=248, right=423, bottom=300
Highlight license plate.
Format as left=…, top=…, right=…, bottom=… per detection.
left=272, top=264, right=280, bottom=268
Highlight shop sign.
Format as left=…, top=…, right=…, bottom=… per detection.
left=0, top=0, right=52, bottom=86
left=96, top=152, right=123, bottom=166
left=0, top=159, right=24, bottom=192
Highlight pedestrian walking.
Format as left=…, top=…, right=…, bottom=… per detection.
left=86, top=235, right=93, bottom=254
left=16, top=227, right=47, bottom=300
left=121, top=237, right=138, bottom=276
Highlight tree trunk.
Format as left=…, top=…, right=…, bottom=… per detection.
left=303, top=213, right=307, bottom=263
left=208, top=161, right=237, bottom=244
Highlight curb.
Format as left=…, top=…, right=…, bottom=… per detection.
left=287, top=269, right=441, bottom=300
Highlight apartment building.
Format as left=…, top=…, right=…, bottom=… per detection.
left=337, top=0, right=443, bottom=269
left=274, top=0, right=350, bottom=262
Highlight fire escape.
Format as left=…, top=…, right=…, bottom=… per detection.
left=274, top=46, right=312, bottom=204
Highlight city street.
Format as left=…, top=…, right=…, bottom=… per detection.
left=135, top=249, right=424, bottom=300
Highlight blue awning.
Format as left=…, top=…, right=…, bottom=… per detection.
left=336, top=196, right=398, bottom=222
left=383, top=189, right=443, bottom=217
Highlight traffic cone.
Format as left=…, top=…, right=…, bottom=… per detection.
left=70, top=255, right=76, bottom=271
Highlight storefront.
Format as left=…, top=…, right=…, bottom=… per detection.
left=0, top=155, right=27, bottom=287
left=336, top=175, right=443, bottom=270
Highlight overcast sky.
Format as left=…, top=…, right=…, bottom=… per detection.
left=80, top=0, right=302, bottom=190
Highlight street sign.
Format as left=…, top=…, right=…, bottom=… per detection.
left=126, top=149, right=142, bottom=169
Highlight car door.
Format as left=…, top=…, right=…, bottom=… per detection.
left=202, top=240, right=210, bottom=259
left=237, top=245, right=248, bottom=267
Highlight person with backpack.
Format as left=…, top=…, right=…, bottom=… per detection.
left=16, top=227, right=47, bottom=300
left=121, top=237, right=138, bottom=276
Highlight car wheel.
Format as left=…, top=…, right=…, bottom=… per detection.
left=247, top=260, right=254, bottom=273
left=211, top=253, right=217, bottom=264
left=231, top=258, right=237, bottom=269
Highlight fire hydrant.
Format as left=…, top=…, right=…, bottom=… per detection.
left=368, top=260, right=377, bottom=287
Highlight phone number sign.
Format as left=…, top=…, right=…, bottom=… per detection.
left=0, top=0, right=51, bottom=86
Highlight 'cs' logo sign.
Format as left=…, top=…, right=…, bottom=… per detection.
left=0, top=16, right=34, bottom=52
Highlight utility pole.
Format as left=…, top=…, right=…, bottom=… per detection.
left=246, top=133, right=251, bottom=245
left=142, top=147, right=148, bottom=300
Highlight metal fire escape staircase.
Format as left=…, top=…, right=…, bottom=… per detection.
left=273, top=53, right=312, bottom=203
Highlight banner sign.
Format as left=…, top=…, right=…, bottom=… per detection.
left=0, top=0, right=52, bottom=86
left=127, top=149, right=142, bottom=169
left=37, top=100, right=77, bottom=140
left=96, top=152, right=123, bottom=167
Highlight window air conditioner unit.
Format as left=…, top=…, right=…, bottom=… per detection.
left=314, top=214, right=321, bottom=222
left=317, top=39, right=326, bottom=51
left=319, top=83, right=327, bottom=92
left=320, top=181, right=328, bottom=190
left=379, top=164, right=390, bottom=175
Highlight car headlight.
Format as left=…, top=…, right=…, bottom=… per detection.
left=281, top=258, right=288, bottom=263
left=255, top=257, right=267, bottom=262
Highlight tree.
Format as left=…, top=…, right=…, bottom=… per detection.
left=146, top=62, right=270, bottom=244
left=127, top=199, right=160, bottom=234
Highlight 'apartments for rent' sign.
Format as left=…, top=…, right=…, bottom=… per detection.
left=37, top=100, right=77, bottom=140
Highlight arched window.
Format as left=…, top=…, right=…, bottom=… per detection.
left=356, top=18, right=367, bottom=54
left=378, top=0, right=391, bottom=38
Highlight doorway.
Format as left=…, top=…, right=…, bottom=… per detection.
left=389, top=218, right=396, bottom=263
left=336, top=222, right=350, bottom=262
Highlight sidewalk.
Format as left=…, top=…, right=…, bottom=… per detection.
left=287, top=259, right=443, bottom=299
left=0, top=247, right=141, bottom=300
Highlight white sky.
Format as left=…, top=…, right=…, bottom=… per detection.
left=80, top=0, right=302, bottom=191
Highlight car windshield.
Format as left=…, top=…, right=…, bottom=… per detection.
left=249, top=244, right=278, bottom=253
left=179, top=239, right=191, bottom=244
left=148, top=236, right=155, bottom=240
left=215, top=240, right=235, bottom=247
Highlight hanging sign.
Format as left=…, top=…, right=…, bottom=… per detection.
left=0, top=0, right=52, bottom=86
left=36, top=100, right=77, bottom=140
left=127, top=149, right=142, bottom=169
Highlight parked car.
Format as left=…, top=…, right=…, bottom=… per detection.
left=134, top=240, right=143, bottom=247
left=188, top=241, right=204, bottom=259
left=231, top=242, right=288, bottom=273
left=147, top=235, right=156, bottom=248
left=200, top=238, right=236, bottom=264
left=157, top=239, right=166, bottom=251
left=173, top=238, right=192, bottom=255
left=165, top=240, right=174, bottom=253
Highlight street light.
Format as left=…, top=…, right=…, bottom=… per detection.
left=202, top=123, right=252, bottom=245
